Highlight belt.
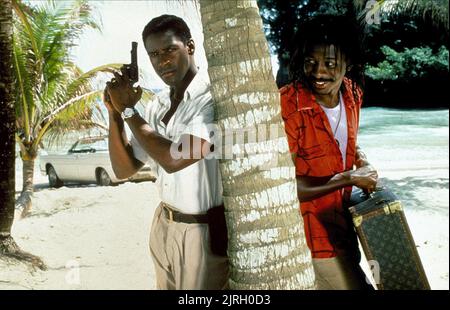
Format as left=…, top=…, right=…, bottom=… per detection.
left=160, top=202, right=209, bottom=224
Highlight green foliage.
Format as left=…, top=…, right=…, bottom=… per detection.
left=366, top=45, right=449, bottom=81
left=380, top=0, right=449, bottom=33
left=257, top=0, right=448, bottom=87
left=12, top=0, right=126, bottom=155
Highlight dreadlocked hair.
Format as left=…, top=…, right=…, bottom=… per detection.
left=288, top=14, right=366, bottom=103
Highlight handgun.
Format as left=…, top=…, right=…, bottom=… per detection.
left=104, top=42, right=138, bottom=104
left=124, top=41, right=138, bottom=85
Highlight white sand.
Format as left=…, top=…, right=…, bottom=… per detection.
left=1, top=163, right=448, bottom=290
left=1, top=181, right=158, bottom=290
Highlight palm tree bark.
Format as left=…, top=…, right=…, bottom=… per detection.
left=199, top=0, right=315, bottom=289
left=15, top=157, right=35, bottom=217
left=0, top=0, right=16, bottom=238
left=0, top=0, right=45, bottom=270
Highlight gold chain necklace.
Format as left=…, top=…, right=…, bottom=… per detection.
left=333, top=98, right=342, bottom=137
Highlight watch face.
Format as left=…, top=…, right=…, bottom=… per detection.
left=124, top=108, right=133, bottom=117
left=122, top=108, right=137, bottom=119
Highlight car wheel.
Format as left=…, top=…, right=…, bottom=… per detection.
left=47, top=165, right=63, bottom=188
left=97, top=168, right=112, bottom=186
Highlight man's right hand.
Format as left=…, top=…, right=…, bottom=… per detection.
left=346, top=166, right=378, bottom=192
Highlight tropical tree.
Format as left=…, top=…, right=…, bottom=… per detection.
left=198, top=0, right=316, bottom=289
left=358, top=0, right=449, bottom=31
left=12, top=0, right=126, bottom=217
left=0, top=0, right=45, bottom=269
left=257, top=0, right=449, bottom=87
left=359, top=0, right=449, bottom=107
left=0, top=0, right=15, bottom=245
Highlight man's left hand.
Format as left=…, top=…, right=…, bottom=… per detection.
left=106, top=66, right=142, bottom=113
left=355, top=162, right=379, bottom=194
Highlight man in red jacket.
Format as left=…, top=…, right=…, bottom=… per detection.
left=281, top=15, right=378, bottom=289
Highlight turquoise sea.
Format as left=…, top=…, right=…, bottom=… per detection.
left=358, top=108, right=449, bottom=215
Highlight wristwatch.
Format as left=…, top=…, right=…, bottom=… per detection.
left=121, top=107, right=140, bottom=120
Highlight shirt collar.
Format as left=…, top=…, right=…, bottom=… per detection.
left=185, top=67, right=208, bottom=101
left=158, top=67, right=207, bottom=106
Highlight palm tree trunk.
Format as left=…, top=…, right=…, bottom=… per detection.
left=0, top=0, right=45, bottom=269
left=15, top=157, right=35, bottom=217
left=0, top=0, right=16, bottom=239
left=199, top=0, right=315, bottom=289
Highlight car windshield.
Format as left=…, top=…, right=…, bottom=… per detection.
left=71, top=138, right=108, bottom=153
left=90, top=139, right=108, bottom=151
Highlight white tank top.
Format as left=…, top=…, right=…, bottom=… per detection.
left=320, top=92, right=348, bottom=167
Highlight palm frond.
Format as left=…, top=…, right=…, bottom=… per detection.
left=356, top=0, right=448, bottom=31
left=12, top=0, right=156, bottom=155
left=34, top=89, right=102, bottom=148
left=388, top=0, right=448, bottom=30
left=65, top=63, right=123, bottom=99
left=12, top=34, right=35, bottom=142
left=140, top=87, right=156, bottom=103
left=12, top=0, right=40, bottom=61
left=12, top=0, right=107, bottom=153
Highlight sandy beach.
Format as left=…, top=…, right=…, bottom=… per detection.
left=1, top=156, right=448, bottom=290
left=1, top=176, right=158, bottom=290
left=1, top=158, right=159, bottom=289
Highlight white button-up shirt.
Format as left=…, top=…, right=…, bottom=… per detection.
left=130, top=71, right=223, bottom=214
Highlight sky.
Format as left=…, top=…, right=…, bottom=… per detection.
left=25, top=0, right=279, bottom=136
left=72, top=1, right=208, bottom=90
left=64, top=0, right=279, bottom=91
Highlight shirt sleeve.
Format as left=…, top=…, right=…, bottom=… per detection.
left=283, top=113, right=300, bottom=155
left=280, top=87, right=310, bottom=176
left=129, top=134, right=150, bottom=164
left=129, top=99, right=159, bottom=173
left=280, top=87, right=300, bottom=155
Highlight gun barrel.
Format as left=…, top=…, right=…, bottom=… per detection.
left=131, top=41, right=137, bottom=65
left=128, top=41, right=138, bottom=83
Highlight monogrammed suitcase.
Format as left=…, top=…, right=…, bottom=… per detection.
left=348, top=188, right=430, bottom=290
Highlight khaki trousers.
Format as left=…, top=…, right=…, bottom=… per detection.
left=312, top=255, right=374, bottom=290
left=149, top=204, right=229, bottom=290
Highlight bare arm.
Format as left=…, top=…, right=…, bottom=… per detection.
left=105, top=92, right=143, bottom=179
left=124, top=113, right=211, bottom=174
left=293, top=153, right=378, bottom=202
left=296, top=173, right=352, bottom=202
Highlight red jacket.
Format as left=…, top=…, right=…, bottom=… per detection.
left=280, top=78, right=362, bottom=258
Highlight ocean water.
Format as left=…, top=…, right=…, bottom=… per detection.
left=358, top=108, right=449, bottom=215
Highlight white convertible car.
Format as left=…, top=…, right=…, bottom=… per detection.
left=39, top=136, right=156, bottom=187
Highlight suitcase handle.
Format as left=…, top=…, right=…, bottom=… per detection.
left=360, top=186, right=384, bottom=200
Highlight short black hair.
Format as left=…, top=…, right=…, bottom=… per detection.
left=289, top=14, right=365, bottom=99
left=142, top=14, right=192, bottom=45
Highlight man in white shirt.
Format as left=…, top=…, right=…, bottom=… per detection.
left=103, top=14, right=228, bottom=290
